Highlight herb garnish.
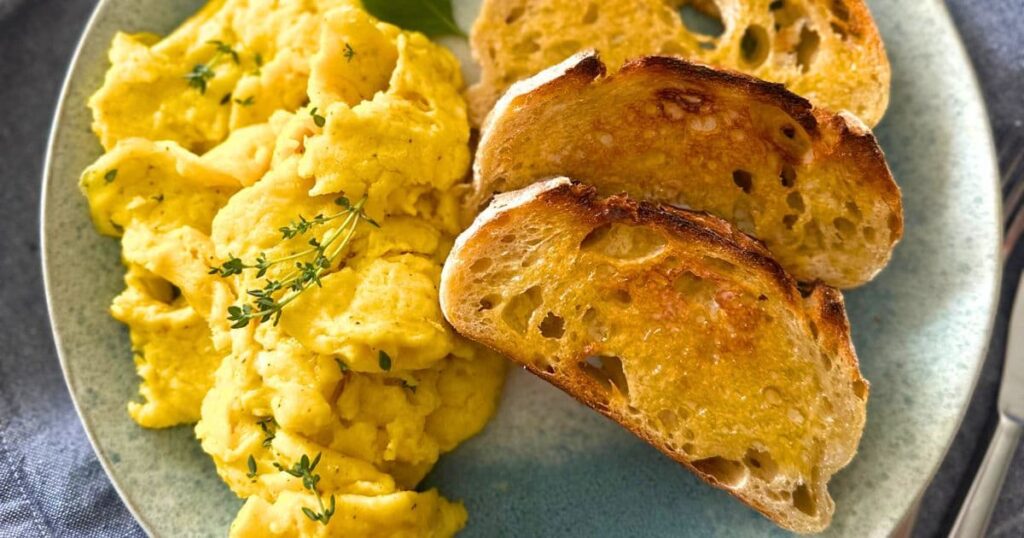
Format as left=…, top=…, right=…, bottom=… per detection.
left=378, top=350, right=392, bottom=371
left=220, top=93, right=232, bottom=105
left=309, top=107, right=326, bottom=128
left=343, top=43, right=355, bottom=62
left=274, top=453, right=336, bottom=525
left=185, top=64, right=215, bottom=94
left=103, top=169, right=118, bottom=183
left=209, top=195, right=377, bottom=328
left=256, top=416, right=276, bottom=447
left=334, top=357, right=349, bottom=373
left=234, top=95, right=255, bottom=107
left=208, top=40, right=240, bottom=64
left=246, top=454, right=258, bottom=478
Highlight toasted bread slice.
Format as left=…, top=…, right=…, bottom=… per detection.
left=473, top=52, right=902, bottom=288
left=468, top=0, right=890, bottom=127
left=440, top=178, right=868, bottom=533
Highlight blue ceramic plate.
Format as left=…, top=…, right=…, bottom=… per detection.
left=42, top=0, right=1000, bottom=536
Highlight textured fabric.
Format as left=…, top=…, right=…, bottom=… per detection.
left=0, top=0, right=1020, bottom=537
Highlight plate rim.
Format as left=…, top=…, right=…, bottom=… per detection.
left=38, top=0, right=1003, bottom=535
left=39, top=0, right=157, bottom=535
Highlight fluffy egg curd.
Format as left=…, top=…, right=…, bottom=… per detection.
left=78, top=2, right=507, bottom=536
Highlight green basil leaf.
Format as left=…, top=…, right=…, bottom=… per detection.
left=363, top=0, right=465, bottom=38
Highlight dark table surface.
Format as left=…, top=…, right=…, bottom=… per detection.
left=1, top=0, right=1022, bottom=536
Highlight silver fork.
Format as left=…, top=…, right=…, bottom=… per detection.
left=948, top=127, right=1024, bottom=537
left=891, top=128, right=1024, bottom=538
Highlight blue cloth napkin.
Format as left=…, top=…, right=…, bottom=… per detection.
left=0, top=0, right=141, bottom=536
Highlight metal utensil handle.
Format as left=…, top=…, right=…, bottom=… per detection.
left=950, top=415, right=1023, bottom=537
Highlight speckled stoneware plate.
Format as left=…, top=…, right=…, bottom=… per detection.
left=42, top=0, right=1000, bottom=536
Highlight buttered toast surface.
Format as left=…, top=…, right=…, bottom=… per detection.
left=441, top=178, right=868, bottom=533
left=473, top=52, right=902, bottom=289
left=468, top=0, right=890, bottom=127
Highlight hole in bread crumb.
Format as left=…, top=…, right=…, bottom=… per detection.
left=470, top=257, right=493, bottom=273
left=833, top=217, right=856, bottom=240
left=829, top=0, right=851, bottom=21
left=852, top=379, right=868, bottom=400
left=804, top=219, right=824, bottom=248
left=831, top=21, right=849, bottom=40
left=740, top=25, right=771, bottom=68
left=478, top=294, right=501, bottom=312
left=762, top=386, right=783, bottom=405
left=808, top=320, right=819, bottom=339
left=612, top=289, right=632, bottom=304
left=582, top=3, right=599, bottom=24
left=887, top=213, right=901, bottom=235
left=744, top=448, right=780, bottom=481
left=769, top=0, right=784, bottom=9
left=783, top=214, right=799, bottom=230
left=793, top=483, right=818, bottom=516
left=580, top=355, right=630, bottom=397
left=673, top=271, right=707, bottom=297
left=821, top=353, right=833, bottom=371
left=845, top=201, right=863, bottom=221
left=786, top=192, right=805, bottom=212
left=501, top=234, right=516, bottom=243
left=787, top=408, right=805, bottom=424
left=781, top=125, right=797, bottom=139
left=704, top=257, right=738, bottom=274
left=693, top=456, right=748, bottom=488
left=863, top=226, right=877, bottom=242
left=501, top=286, right=543, bottom=335
left=658, top=409, right=680, bottom=431
left=505, top=6, right=525, bottom=24
left=512, top=38, right=540, bottom=55
left=682, top=443, right=696, bottom=455
left=539, top=312, right=566, bottom=339
left=580, top=223, right=666, bottom=260
left=780, top=164, right=797, bottom=188
left=732, top=170, right=754, bottom=193
left=795, top=26, right=821, bottom=73
left=679, top=2, right=725, bottom=38
left=582, top=307, right=610, bottom=342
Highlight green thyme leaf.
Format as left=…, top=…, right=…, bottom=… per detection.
left=378, top=350, right=392, bottom=371
left=344, top=43, right=355, bottom=62
left=234, top=95, right=255, bottom=107
left=246, top=454, right=258, bottom=478
left=103, top=169, right=118, bottom=183
left=185, top=64, right=215, bottom=94
left=309, top=107, right=326, bottom=128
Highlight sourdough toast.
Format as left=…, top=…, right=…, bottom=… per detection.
left=440, top=178, right=868, bottom=533
left=473, top=52, right=902, bottom=288
left=468, top=0, right=890, bottom=127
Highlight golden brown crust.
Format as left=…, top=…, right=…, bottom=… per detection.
left=468, top=0, right=891, bottom=127
left=474, top=52, right=903, bottom=288
left=441, top=178, right=868, bottom=533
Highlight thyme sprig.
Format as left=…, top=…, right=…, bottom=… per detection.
left=185, top=40, right=240, bottom=94
left=209, top=195, right=378, bottom=328
left=274, top=453, right=336, bottom=525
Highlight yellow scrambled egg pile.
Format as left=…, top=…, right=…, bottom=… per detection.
left=79, top=2, right=506, bottom=536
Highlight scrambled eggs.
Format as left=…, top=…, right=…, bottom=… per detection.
left=79, top=2, right=506, bottom=536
